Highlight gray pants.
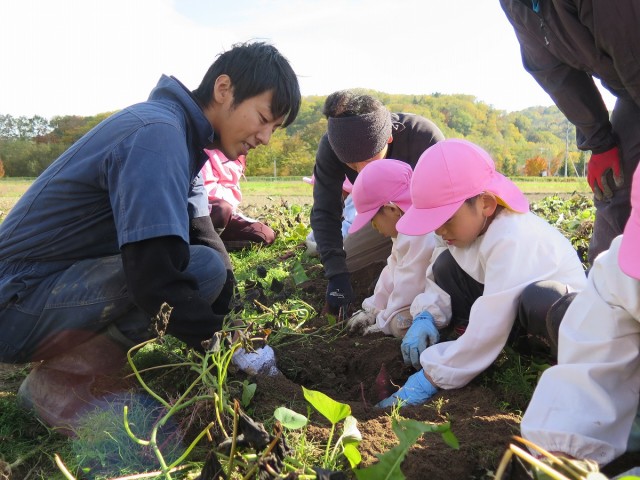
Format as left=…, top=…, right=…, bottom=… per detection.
left=344, top=221, right=392, bottom=273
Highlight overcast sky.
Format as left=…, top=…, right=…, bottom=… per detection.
left=0, top=0, right=616, bottom=118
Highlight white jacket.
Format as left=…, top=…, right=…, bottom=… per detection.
left=521, top=235, right=640, bottom=466
left=362, top=233, right=439, bottom=335
left=419, top=210, right=587, bottom=389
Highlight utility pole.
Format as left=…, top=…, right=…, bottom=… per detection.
left=564, top=119, right=569, bottom=177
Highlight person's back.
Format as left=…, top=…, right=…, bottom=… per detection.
left=0, top=77, right=204, bottom=269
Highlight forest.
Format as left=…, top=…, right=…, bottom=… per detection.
left=0, top=90, right=587, bottom=178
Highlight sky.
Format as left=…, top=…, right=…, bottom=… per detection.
left=0, top=0, right=616, bottom=119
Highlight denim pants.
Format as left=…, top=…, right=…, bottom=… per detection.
left=0, top=245, right=225, bottom=363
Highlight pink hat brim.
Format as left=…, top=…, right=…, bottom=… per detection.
left=619, top=210, right=640, bottom=279
left=486, top=173, right=529, bottom=213
left=349, top=209, right=378, bottom=234
left=396, top=200, right=465, bottom=236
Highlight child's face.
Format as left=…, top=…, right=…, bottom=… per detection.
left=371, top=203, right=402, bottom=238
left=435, top=197, right=489, bottom=248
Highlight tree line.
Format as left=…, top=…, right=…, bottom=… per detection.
left=0, top=91, right=587, bottom=178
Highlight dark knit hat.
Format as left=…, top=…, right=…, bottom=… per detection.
left=326, top=108, right=392, bottom=163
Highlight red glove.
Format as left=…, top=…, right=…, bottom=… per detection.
left=587, top=146, right=624, bottom=200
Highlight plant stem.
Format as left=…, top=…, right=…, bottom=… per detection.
left=323, top=423, right=336, bottom=467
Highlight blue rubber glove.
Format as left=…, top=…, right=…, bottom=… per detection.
left=401, top=311, right=439, bottom=369
left=377, top=370, right=438, bottom=408
left=325, top=272, right=353, bottom=314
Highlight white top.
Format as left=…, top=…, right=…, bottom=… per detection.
left=418, top=210, right=587, bottom=389
left=361, top=232, right=439, bottom=335
left=521, top=235, right=640, bottom=466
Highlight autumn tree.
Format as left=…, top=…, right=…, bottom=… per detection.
left=524, top=155, right=549, bottom=176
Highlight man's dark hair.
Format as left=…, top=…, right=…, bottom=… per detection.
left=193, top=41, right=301, bottom=127
left=323, top=90, right=384, bottom=118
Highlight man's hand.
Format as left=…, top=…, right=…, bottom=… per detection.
left=587, top=146, right=624, bottom=200
left=325, top=273, right=353, bottom=315
left=377, top=370, right=438, bottom=408
left=211, top=269, right=236, bottom=315
left=346, top=309, right=376, bottom=333
left=401, top=311, right=439, bottom=369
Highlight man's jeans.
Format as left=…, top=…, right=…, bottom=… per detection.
left=0, top=245, right=225, bottom=363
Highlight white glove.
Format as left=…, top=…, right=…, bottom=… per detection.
left=346, top=309, right=376, bottom=333
left=363, top=324, right=382, bottom=335
left=232, top=345, right=279, bottom=376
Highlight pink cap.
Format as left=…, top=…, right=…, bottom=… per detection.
left=342, top=177, right=353, bottom=194
left=302, top=174, right=352, bottom=193
left=349, top=159, right=413, bottom=234
left=397, top=139, right=529, bottom=236
left=619, top=166, right=640, bottom=279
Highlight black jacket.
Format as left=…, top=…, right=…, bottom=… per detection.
left=500, top=0, right=640, bottom=153
left=310, top=113, right=444, bottom=278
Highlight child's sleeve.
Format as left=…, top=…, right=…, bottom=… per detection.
left=372, top=234, right=438, bottom=333
left=410, top=237, right=451, bottom=328
left=362, top=243, right=397, bottom=315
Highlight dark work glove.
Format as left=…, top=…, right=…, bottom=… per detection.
left=211, top=269, right=236, bottom=315
left=325, top=273, right=353, bottom=314
left=587, top=146, right=624, bottom=201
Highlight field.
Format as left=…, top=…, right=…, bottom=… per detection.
left=1, top=177, right=635, bottom=480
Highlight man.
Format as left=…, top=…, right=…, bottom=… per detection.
left=0, top=41, right=300, bottom=433
left=310, top=90, right=444, bottom=314
left=500, top=0, right=640, bottom=264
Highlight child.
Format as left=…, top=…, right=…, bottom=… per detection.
left=201, top=148, right=275, bottom=251
left=378, top=139, right=587, bottom=408
left=519, top=165, right=640, bottom=469
left=345, top=160, right=442, bottom=337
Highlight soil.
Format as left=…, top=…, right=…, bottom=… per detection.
left=2, top=192, right=638, bottom=479
left=252, top=261, right=521, bottom=480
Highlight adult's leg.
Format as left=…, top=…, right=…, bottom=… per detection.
left=589, top=98, right=640, bottom=263
left=1, top=245, right=224, bottom=363
left=344, top=221, right=391, bottom=274
left=11, top=245, right=224, bottom=434
left=432, top=250, right=484, bottom=336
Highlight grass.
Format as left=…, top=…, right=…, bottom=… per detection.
left=0, top=176, right=592, bottom=219
left=0, top=178, right=598, bottom=479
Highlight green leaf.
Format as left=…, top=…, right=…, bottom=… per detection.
left=354, top=419, right=456, bottom=480
left=241, top=381, right=257, bottom=408
left=291, top=261, right=309, bottom=285
left=273, top=407, right=308, bottom=430
left=440, top=429, right=459, bottom=450
left=302, top=386, right=351, bottom=424
left=343, top=442, right=362, bottom=469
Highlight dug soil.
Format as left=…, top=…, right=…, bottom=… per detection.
left=249, top=255, right=640, bottom=480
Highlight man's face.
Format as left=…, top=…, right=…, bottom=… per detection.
left=345, top=144, right=389, bottom=173
left=215, top=89, right=285, bottom=159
